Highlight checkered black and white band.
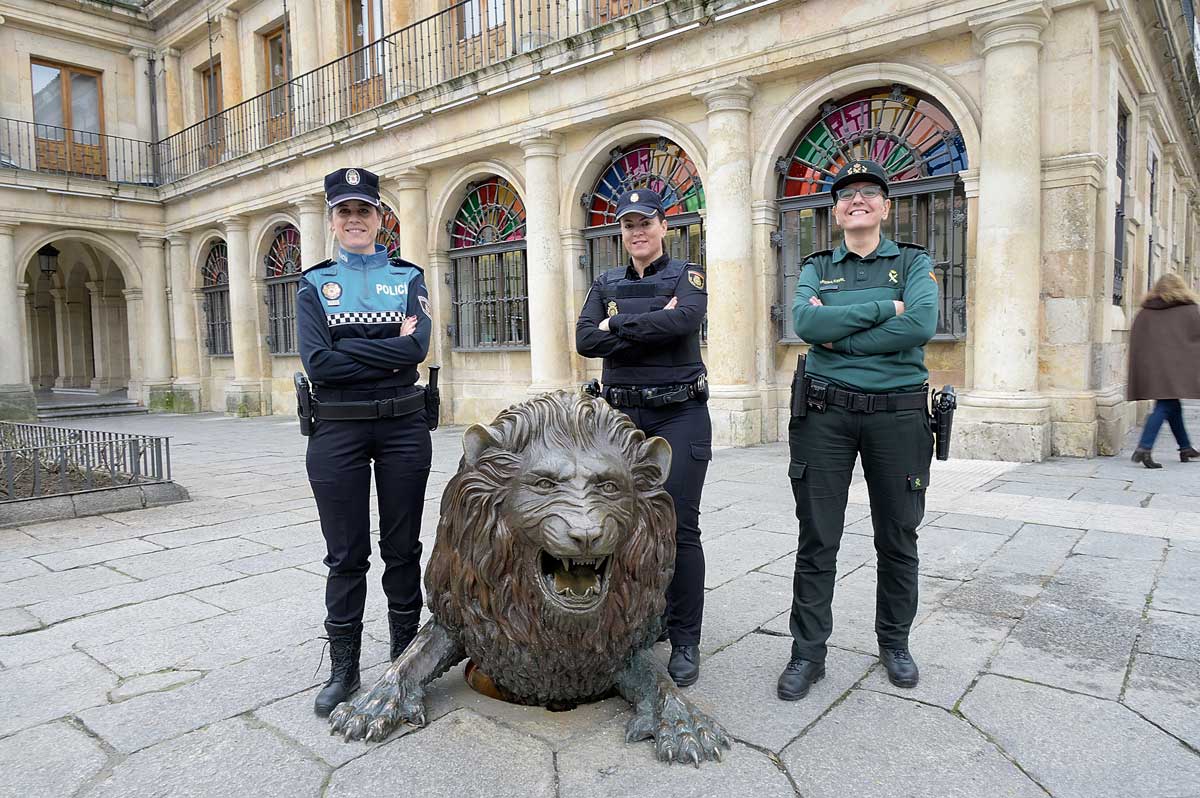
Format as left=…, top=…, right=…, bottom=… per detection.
left=326, top=311, right=407, bottom=327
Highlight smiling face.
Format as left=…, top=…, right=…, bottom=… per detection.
left=832, top=180, right=891, bottom=234
left=620, top=213, right=668, bottom=265
left=329, top=200, right=382, bottom=254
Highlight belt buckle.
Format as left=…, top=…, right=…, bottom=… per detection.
left=378, top=398, right=394, bottom=418
left=851, top=393, right=873, bottom=413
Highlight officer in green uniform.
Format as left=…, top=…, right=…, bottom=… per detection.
left=777, top=159, right=939, bottom=701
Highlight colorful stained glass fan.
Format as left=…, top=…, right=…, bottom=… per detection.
left=779, top=86, right=968, bottom=198
left=450, top=178, right=526, bottom=249
left=264, top=225, right=302, bottom=277
left=377, top=203, right=403, bottom=257
left=202, top=241, right=229, bottom=287
left=588, top=139, right=704, bottom=226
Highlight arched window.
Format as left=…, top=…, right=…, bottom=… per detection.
left=377, top=202, right=402, bottom=257
left=447, top=176, right=528, bottom=349
left=776, top=85, right=969, bottom=339
left=264, top=224, right=302, bottom=354
left=582, top=138, right=705, bottom=285
left=201, top=240, right=232, bottom=356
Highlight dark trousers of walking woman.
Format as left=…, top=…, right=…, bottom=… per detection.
left=307, top=386, right=433, bottom=628
left=1138, top=400, right=1193, bottom=452
left=620, top=399, right=711, bottom=646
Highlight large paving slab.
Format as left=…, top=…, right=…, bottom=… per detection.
left=3, top=651, right=117, bottom=737
left=1123, top=653, right=1200, bottom=750
left=0, top=721, right=109, bottom=797
left=962, top=674, right=1200, bottom=798
left=781, top=690, right=1046, bottom=798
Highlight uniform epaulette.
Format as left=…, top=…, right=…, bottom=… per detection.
left=896, top=241, right=927, bottom=251
left=302, top=258, right=334, bottom=274
left=803, top=249, right=834, bottom=262
left=388, top=256, right=424, bottom=273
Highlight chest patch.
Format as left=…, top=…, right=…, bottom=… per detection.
left=606, top=300, right=619, bottom=317
left=321, top=281, right=342, bottom=306
left=888, top=270, right=899, bottom=284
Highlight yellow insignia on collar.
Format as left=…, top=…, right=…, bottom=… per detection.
left=888, top=269, right=899, bottom=284
left=606, top=300, right=619, bottom=317
left=848, top=163, right=868, bottom=175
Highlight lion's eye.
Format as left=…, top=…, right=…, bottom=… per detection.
left=534, top=478, right=557, bottom=490
left=598, top=481, right=619, bottom=495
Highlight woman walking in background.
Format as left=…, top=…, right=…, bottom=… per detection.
left=1128, top=272, right=1200, bottom=469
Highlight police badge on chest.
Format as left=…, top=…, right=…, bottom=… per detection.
left=321, top=282, right=342, bottom=307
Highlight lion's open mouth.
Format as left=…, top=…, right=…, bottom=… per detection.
left=538, top=550, right=610, bottom=610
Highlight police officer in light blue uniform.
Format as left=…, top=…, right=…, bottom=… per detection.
left=297, top=167, right=433, bottom=717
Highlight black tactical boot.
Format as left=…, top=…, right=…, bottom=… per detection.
left=668, top=644, right=700, bottom=687
left=879, top=646, right=920, bottom=688
left=314, top=621, right=362, bottom=717
left=388, top=608, right=420, bottom=661
left=1132, top=448, right=1163, bottom=469
left=777, top=657, right=825, bottom=700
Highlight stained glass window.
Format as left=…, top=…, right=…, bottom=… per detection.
left=448, top=177, right=529, bottom=349
left=585, top=138, right=704, bottom=227
left=776, top=86, right=969, bottom=341
left=377, top=202, right=402, bottom=257
left=265, top=224, right=302, bottom=354
left=201, top=240, right=232, bottom=355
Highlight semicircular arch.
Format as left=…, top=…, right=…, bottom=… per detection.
left=16, top=229, right=142, bottom=290
left=189, top=229, right=228, bottom=293
left=251, top=212, right=301, bottom=270
left=431, top=159, right=526, bottom=251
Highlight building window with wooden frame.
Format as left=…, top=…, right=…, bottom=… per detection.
left=448, top=177, right=528, bottom=349
left=202, top=240, right=233, bottom=356
left=262, top=25, right=292, bottom=144
left=453, top=0, right=506, bottom=75
left=198, top=60, right=224, bottom=166
left=344, top=0, right=386, bottom=113
left=30, top=60, right=105, bottom=178
left=265, top=224, right=302, bottom=354
left=775, top=85, right=969, bottom=341
left=1113, top=104, right=1129, bottom=306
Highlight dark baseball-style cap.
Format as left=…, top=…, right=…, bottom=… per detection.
left=324, top=167, right=381, bottom=207
left=614, top=189, right=666, bottom=220
left=829, top=160, right=890, bottom=197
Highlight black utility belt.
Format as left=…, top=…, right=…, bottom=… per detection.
left=604, top=377, right=708, bottom=409
left=804, top=379, right=927, bottom=414
left=312, top=390, right=425, bottom=421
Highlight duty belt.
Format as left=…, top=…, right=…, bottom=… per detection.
left=805, top=380, right=927, bottom=413
left=604, top=378, right=706, bottom=409
left=311, top=390, right=425, bottom=421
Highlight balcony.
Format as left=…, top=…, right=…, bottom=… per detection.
left=0, top=0, right=679, bottom=189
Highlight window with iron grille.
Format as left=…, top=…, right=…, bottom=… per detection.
left=201, top=240, right=232, bottom=355
left=581, top=138, right=707, bottom=340
left=264, top=224, right=302, bottom=354
left=775, top=85, right=969, bottom=341
left=448, top=177, right=529, bottom=349
left=1114, top=104, right=1129, bottom=305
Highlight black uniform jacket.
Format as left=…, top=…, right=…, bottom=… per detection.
left=575, top=253, right=707, bottom=387
left=296, top=246, right=432, bottom=389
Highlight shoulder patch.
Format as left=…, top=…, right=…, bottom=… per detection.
left=686, top=269, right=705, bottom=290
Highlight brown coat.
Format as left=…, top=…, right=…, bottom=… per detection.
left=1127, top=298, right=1200, bottom=400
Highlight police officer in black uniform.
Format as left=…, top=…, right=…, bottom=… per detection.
left=778, top=159, right=939, bottom=701
left=297, top=167, right=434, bottom=717
left=575, top=188, right=711, bottom=687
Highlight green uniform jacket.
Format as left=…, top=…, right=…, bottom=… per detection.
left=791, top=237, right=938, bottom=393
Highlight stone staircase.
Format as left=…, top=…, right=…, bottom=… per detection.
left=35, top=389, right=148, bottom=421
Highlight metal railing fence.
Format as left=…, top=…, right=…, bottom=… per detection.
left=0, top=117, right=160, bottom=185
left=0, top=422, right=172, bottom=502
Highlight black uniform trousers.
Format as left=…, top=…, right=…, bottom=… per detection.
left=619, top=398, right=711, bottom=647
left=306, top=385, right=432, bottom=627
left=787, top=401, right=932, bottom=662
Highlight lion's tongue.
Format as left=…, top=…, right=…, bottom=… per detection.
left=553, top=560, right=599, bottom=597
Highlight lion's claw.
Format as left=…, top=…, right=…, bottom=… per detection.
left=628, top=690, right=732, bottom=765
left=326, top=675, right=427, bottom=742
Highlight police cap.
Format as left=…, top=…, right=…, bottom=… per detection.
left=324, top=167, right=381, bottom=208
left=614, top=189, right=666, bottom=220
left=829, top=160, right=890, bottom=198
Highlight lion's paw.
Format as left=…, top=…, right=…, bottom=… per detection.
left=627, top=693, right=732, bottom=766
left=328, top=678, right=427, bottom=742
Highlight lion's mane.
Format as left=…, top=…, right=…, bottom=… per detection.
left=424, top=391, right=677, bottom=704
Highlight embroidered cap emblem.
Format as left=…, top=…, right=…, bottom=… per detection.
left=345, top=169, right=361, bottom=186
left=687, top=270, right=704, bottom=290
left=606, top=300, right=619, bottom=318
left=629, top=192, right=639, bottom=203
left=321, top=281, right=343, bottom=301
left=888, top=269, right=899, bottom=284
left=848, top=162, right=868, bottom=175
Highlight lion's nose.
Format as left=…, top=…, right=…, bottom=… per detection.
left=566, top=526, right=605, bottom=555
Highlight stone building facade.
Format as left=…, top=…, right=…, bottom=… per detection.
left=0, top=0, right=1197, bottom=461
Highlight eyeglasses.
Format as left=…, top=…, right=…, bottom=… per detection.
left=835, top=185, right=885, bottom=201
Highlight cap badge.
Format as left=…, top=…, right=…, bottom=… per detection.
left=848, top=163, right=868, bottom=175
left=346, top=169, right=361, bottom=186
left=606, top=300, right=619, bottom=317
left=629, top=192, right=639, bottom=203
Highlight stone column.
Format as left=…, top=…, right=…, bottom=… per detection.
left=50, top=288, right=73, bottom=389
left=561, top=229, right=590, bottom=384
left=392, top=169, right=442, bottom=364
left=167, top=233, right=201, bottom=411
left=751, top=199, right=782, bottom=441
left=291, top=0, right=321, bottom=76
left=316, top=1, right=342, bottom=66
left=122, top=287, right=144, bottom=400
left=129, top=48, right=154, bottom=145
left=222, top=216, right=262, bottom=416
left=85, top=281, right=111, bottom=393
left=219, top=11, right=244, bottom=108
left=956, top=7, right=1052, bottom=462
left=292, top=197, right=328, bottom=268
left=693, top=77, right=760, bottom=447
left=516, top=131, right=573, bottom=394
left=0, top=224, right=35, bottom=418
left=162, top=48, right=183, bottom=135
left=18, top=283, right=32, bottom=386
left=137, top=235, right=173, bottom=409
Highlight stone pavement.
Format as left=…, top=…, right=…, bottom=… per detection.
left=2, top=404, right=1199, bottom=798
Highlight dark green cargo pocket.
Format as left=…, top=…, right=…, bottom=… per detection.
left=789, top=461, right=807, bottom=480
left=907, top=471, right=930, bottom=491
left=690, top=443, right=712, bottom=462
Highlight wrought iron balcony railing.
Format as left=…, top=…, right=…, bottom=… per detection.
left=0, top=116, right=159, bottom=186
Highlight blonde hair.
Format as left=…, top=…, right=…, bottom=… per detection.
left=1143, top=272, right=1199, bottom=306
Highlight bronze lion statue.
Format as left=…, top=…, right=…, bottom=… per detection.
left=329, top=390, right=730, bottom=764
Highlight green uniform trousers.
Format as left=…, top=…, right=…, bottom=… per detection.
left=787, top=401, right=933, bottom=662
